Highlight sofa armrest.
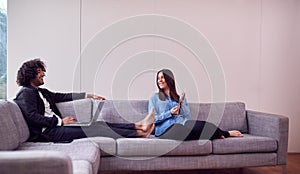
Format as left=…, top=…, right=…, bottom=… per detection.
left=0, top=150, right=72, bottom=174
left=246, top=110, right=289, bottom=165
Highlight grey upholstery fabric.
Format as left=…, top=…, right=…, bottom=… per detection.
left=247, top=110, right=289, bottom=165
left=116, top=138, right=211, bottom=157
left=7, top=100, right=30, bottom=143
left=100, top=153, right=277, bottom=171
left=1, top=98, right=288, bottom=173
left=1, top=100, right=97, bottom=174
left=18, top=140, right=100, bottom=174
left=74, top=137, right=116, bottom=156
left=72, top=160, right=92, bottom=174
left=56, top=98, right=93, bottom=122
left=0, top=150, right=72, bottom=174
left=0, top=100, right=19, bottom=150
left=98, top=100, right=247, bottom=132
left=189, top=102, right=247, bottom=132
left=212, top=134, right=277, bottom=154
left=97, top=100, right=149, bottom=123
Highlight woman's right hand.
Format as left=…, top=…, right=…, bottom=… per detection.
left=170, top=105, right=180, bottom=115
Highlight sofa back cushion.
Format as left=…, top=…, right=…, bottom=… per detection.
left=189, top=102, right=247, bottom=133
left=0, top=100, right=20, bottom=150
left=98, top=100, right=247, bottom=133
left=98, top=100, right=148, bottom=123
left=7, top=100, right=30, bottom=143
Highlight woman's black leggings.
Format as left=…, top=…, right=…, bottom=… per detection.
left=158, top=120, right=230, bottom=141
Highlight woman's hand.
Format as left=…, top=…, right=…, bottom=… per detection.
left=170, top=105, right=180, bottom=115
left=62, top=116, right=77, bottom=125
left=87, top=94, right=106, bottom=100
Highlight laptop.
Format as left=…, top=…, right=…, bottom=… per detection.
left=64, top=100, right=104, bottom=127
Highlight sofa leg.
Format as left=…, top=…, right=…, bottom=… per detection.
left=282, top=165, right=287, bottom=174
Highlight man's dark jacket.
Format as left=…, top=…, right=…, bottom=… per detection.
left=14, top=85, right=85, bottom=141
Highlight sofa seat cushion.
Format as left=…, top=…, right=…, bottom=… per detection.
left=72, top=160, right=92, bottom=174
left=18, top=140, right=100, bottom=173
left=73, top=137, right=116, bottom=156
left=116, top=138, right=212, bottom=157
left=0, top=151, right=73, bottom=174
left=212, top=134, right=277, bottom=154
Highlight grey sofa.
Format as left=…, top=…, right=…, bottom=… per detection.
left=0, top=99, right=100, bottom=174
left=0, top=98, right=289, bottom=174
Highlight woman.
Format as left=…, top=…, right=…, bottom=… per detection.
left=148, top=69, right=243, bottom=141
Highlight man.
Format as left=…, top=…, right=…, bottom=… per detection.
left=14, top=59, right=154, bottom=142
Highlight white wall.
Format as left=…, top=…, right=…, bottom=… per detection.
left=7, top=0, right=300, bottom=152
left=7, top=0, right=81, bottom=95
left=259, top=0, right=300, bottom=153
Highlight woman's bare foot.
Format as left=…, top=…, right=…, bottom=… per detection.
left=137, top=123, right=155, bottom=138
left=228, top=130, right=243, bottom=137
left=145, top=123, right=155, bottom=138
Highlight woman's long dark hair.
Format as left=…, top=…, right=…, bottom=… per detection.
left=156, top=69, right=179, bottom=102
left=16, top=58, right=46, bottom=87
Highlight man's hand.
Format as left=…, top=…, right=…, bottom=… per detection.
left=170, top=105, right=180, bottom=115
left=62, top=116, right=77, bottom=125
left=87, top=94, right=106, bottom=100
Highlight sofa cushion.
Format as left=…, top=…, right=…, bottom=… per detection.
left=0, top=100, right=19, bottom=150
left=116, top=138, right=212, bottom=157
left=7, top=100, right=30, bottom=143
left=98, top=100, right=148, bottom=123
left=56, top=98, right=93, bottom=122
left=189, top=102, right=247, bottom=133
left=0, top=150, right=72, bottom=174
left=18, top=140, right=100, bottom=173
left=99, top=101, right=247, bottom=133
left=74, top=137, right=116, bottom=156
left=212, top=134, right=277, bottom=154
left=72, top=160, right=92, bottom=174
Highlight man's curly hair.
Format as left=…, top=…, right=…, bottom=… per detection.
left=16, top=59, right=46, bottom=86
